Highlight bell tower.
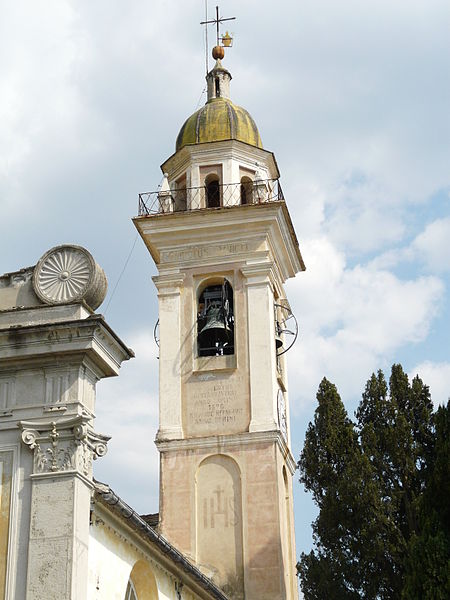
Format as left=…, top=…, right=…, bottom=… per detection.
left=134, top=42, right=304, bottom=600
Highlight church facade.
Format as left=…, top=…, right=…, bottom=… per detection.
left=0, top=45, right=303, bottom=600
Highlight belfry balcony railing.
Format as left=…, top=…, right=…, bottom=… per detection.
left=138, top=179, right=284, bottom=216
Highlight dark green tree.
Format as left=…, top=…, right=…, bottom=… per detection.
left=402, top=401, right=450, bottom=599
left=355, top=365, right=434, bottom=596
left=298, top=365, right=445, bottom=600
left=298, top=378, right=385, bottom=598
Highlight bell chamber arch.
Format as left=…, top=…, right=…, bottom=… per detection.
left=197, top=279, right=234, bottom=357
left=205, top=173, right=221, bottom=208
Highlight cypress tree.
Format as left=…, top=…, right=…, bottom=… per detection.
left=298, top=365, right=444, bottom=599
left=402, top=402, right=450, bottom=599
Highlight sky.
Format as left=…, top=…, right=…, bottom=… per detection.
left=2, top=0, right=449, bottom=573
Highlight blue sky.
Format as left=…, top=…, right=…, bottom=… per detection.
left=2, top=0, right=449, bottom=570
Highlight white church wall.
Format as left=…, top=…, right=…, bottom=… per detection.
left=88, top=504, right=211, bottom=600
left=88, top=524, right=131, bottom=600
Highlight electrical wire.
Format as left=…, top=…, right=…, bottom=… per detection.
left=103, top=232, right=139, bottom=315
left=195, top=86, right=206, bottom=109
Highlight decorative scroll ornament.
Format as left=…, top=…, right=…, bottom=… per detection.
left=19, top=416, right=110, bottom=477
left=33, top=244, right=107, bottom=310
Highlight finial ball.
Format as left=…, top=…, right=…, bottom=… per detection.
left=212, top=45, right=225, bottom=60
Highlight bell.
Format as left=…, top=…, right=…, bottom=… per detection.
left=275, top=322, right=283, bottom=350
left=198, top=306, right=232, bottom=349
left=275, top=333, right=283, bottom=350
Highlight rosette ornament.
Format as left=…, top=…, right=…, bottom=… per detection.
left=33, top=244, right=107, bottom=310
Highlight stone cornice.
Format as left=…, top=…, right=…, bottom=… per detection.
left=155, top=429, right=297, bottom=474
left=134, top=202, right=304, bottom=282
left=0, top=315, right=133, bottom=377
left=0, top=302, right=93, bottom=329
left=160, top=138, right=280, bottom=181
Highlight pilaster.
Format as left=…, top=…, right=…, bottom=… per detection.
left=0, top=300, right=133, bottom=600
left=153, top=273, right=185, bottom=441
left=19, top=416, right=109, bottom=599
left=241, top=264, right=278, bottom=432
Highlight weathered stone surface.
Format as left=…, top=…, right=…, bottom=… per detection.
left=33, top=245, right=107, bottom=310
left=0, top=260, right=132, bottom=599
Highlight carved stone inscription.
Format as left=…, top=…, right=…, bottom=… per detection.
left=186, top=377, right=248, bottom=435
left=161, top=240, right=257, bottom=264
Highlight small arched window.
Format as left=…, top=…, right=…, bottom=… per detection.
left=197, top=280, right=234, bottom=356
left=174, top=174, right=187, bottom=212
left=125, top=580, right=138, bottom=600
left=240, top=176, right=253, bottom=205
left=205, top=174, right=220, bottom=208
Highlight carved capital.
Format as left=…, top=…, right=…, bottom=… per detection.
left=152, top=273, right=185, bottom=296
left=18, top=415, right=110, bottom=478
left=241, top=263, right=275, bottom=286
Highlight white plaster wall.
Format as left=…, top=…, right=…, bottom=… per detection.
left=88, top=518, right=207, bottom=600
left=88, top=525, right=135, bottom=600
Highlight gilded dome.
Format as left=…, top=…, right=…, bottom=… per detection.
left=176, top=97, right=262, bottom=152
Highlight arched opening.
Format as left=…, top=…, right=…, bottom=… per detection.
left=197, top=279, right=234, bottom=356
left=240, top=176, right=253, bottom=205
left=174, top=174, right=187, bottom=211
left=126, top=560, right=158, bottom=600
left=205, top=174, right=221, bottom=208
left=196, top=455, right=244, bottom=598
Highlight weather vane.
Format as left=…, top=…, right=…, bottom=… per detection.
left=200, top=3, right=236, bottom=74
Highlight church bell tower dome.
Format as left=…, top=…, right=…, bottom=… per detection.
left=175, top=57, right=262, bottom=151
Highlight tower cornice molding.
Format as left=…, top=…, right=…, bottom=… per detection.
left=162, top=139, right=280, bottom=182
left=134, top=203, right=304, bottom=281
left=155, top=429, right=297, bottom=475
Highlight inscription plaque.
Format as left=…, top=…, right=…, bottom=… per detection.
left=185, top=377, right=249, bottom=435
left=161, top=240, right=255, bottom=264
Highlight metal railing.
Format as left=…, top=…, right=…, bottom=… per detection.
left=138, top=179, right=284, bottom=216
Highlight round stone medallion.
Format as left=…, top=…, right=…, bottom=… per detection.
left=33, top=245, right=107, bottom=309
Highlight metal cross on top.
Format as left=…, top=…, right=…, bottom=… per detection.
left=200, top=4, right=236, bottom=49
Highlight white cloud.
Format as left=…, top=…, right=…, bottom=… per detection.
left=324, top=175, right=406, bottom=254
left=0, top=0, right=116, bottom=220
left=370, top=216, right=450, bottom=274
left=413, top=217, right=450, bottom=273
left=410, top=361, right=450, bottom=406
left=286, top=237, right=444, bottom=411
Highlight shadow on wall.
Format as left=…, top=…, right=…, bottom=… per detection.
left=242, top=537, right=289, bottom=600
